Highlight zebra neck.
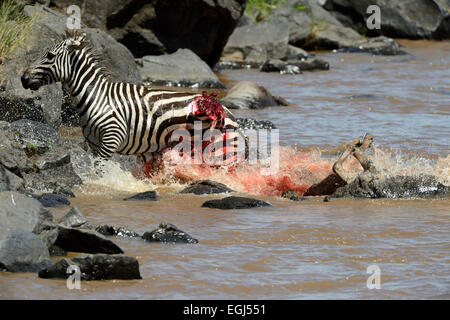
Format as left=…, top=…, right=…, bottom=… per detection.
left=66, top=61, right=109, bottom=115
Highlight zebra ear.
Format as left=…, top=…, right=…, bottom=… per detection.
left=66, top=32, right=87, bottom=51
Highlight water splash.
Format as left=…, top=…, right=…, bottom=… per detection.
left=72, top=144, right=449, bottom=197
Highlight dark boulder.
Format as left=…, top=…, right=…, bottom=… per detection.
left=0, top=191, right=53, bottom=239
left=35, top=193, right=71, bottom=208
left=37, top=222, right=124, bottom=254
left=220, top=81, right=289, bottom=110
left=53, top=225, right=124, bottom=254
left=0, top=228, right=53, bottom=272
left=202, top=196, right=272, bottom=210
left=332, top=173, right=449, bottom=199
left=123, top=190, right=159, bottom=201
left=179, top=180, right=234, bottom=195
left=39, top=253, right=142, bottom=280
left=138, top=49, right=225, bottom=89
left=95, top=225, right=141, bottom=238
left=142, top=222, right=198, bottom=244
left=323, top=0, right=450, bottom=40
left=50, top=0, right=246, bottom=67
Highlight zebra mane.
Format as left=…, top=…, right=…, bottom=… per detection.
left=59, top=29, right=113, bottom=80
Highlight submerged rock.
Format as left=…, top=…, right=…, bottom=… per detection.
left=0, top=229, right=53, bottom=272
left=220, top=81, right=289, bottom=110
left=123, top=190, right=159, bottom=201
left=96, top=225, right=141, bottom=238
left=202, top=196, right=272, bottom=210
left=341, top=36, right=407, bottom=56
left=281, top=190, right=306, bottom=201
left=179, top=180, right=234, bottom=195
left=35, top=193, right=71, bottom=208
left=142, top=223, right=198, bottom=244
left=332, top=173, right=449, bottom=199
left=38, top=253, right=142, bottom=280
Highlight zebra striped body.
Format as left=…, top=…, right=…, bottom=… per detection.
left=22, top=31, right=245, bottom=165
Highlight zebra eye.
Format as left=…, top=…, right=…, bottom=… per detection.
left=46, top=52, right=56, bottom=59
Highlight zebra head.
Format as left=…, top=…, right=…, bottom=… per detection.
left=21, top=31, right=87, bottom=91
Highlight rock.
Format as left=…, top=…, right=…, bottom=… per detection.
left=138, top=49, right=225, bottom=89
left=224, top=22, right=290, bottom=62
left=22, top=163, right=82, bottom=194
left=0, top=229, right=53, bottom=272
left=51, top=225, right=124, bottom=254
left=281, top=189, right=306, bottom=201
left=235, top=118, right=277, bottom=130
left=38, top=253, right=142, bottom=280
left=95, top=225, right=141, bottom=238
left=202, top=196, right=272, bottom=210
left=288, top=59, right=330, bottom=71
left=268, top=3, right=312, bottom=45
left=35, top=146, right=71, bottom=171
left=123, top=190, right=158, bottom=201
left=260, top=59, right=302, bottom=75
left=341, top=36, right=407, bottom=56
left=59, top=207, right=92, bottom=229
left=48, top=245, right=66, bottom=257
left=332, top=173, right=449, bottom=199
left=287, top=45, right=310, bottom=60
left=8, top=119, right=59, bottom=155
left=0, top=123, right=32, bottom=176
left=220, top=81, right=289, bottom=110
left=142, top=222, right=198, bottom=244
left=179, top=180, right=234, bottom=195
left=0, top=164, right=24, bottom=192
left=35, top=193, right=71, bottom=208
left=50, top=0, right=246, bottom=67
left=323, top=0, right=450, bottom=40
left=0, top=191, right=53, bottom=239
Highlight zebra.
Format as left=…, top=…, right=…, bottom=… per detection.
left=21, top=31, right=247, bottom=172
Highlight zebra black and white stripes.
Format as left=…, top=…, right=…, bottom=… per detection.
left=22, top=31, right=245, bottom=165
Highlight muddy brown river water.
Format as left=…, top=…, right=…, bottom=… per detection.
left=1, top=40, right=449, bottom=299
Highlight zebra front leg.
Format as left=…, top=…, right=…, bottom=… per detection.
left=92, top=132, right=123, bottom=177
